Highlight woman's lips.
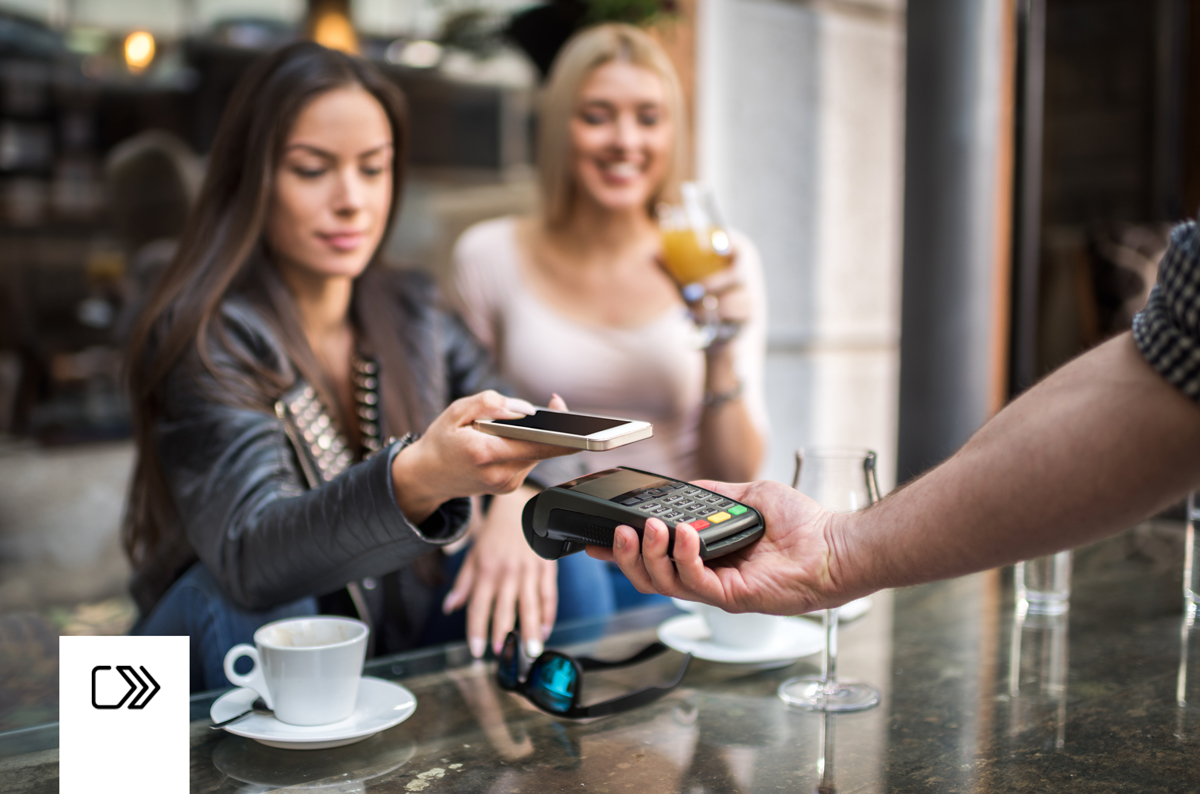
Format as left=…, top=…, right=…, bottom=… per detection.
left=317, top=231, right=366, bottom=252
left=596, top=160, right=643, bottom=185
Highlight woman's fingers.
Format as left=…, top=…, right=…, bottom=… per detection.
left=539, top=563, right=558, bottom=641
left=489, top=575, right=520, bottom=656
left=518, top=568, right=546, bottom=658
left=714, top=285, right=751, bottom=324
left=451, top=390, right=536, bottom=426
left=465, top=569, right=497, bottom=659
left=443, top=554, right=476, bottom=615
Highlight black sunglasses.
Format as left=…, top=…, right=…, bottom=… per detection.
left=496, top=631, right=691, bottom=719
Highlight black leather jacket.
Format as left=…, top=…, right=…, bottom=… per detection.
left=133, top=269, right=579, bottom=649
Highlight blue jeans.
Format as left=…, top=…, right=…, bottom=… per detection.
left=606, top=562, right=671, bottom=611
left=131, top=563, right=317, bottom=693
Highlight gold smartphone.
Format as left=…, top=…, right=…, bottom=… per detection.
left=474, top=409, right=653, bottom=451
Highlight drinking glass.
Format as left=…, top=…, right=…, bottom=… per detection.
left=778, top=449, right=882, bottom=712
left=1185, top=491, right=1200, bottom=618
left=1014, top=550, right=1072, bottom=616
left=1007, top=610, right=1068, bottom=751
left=657, top=182, right=736, bottom=347
left=814, top=711, right=837, bottom=793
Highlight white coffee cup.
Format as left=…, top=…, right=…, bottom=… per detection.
left=682, top=601, right=783, bottom=649
left=223, top=616, right=368, bottom=726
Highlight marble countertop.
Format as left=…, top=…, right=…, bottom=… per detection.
left=3, top=525, right=1197, bottom=793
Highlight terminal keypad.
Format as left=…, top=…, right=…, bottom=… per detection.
left=619, top=483, right=738, bottom=526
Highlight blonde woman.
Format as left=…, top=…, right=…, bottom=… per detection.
left=450, top=24, right=768, bottom=609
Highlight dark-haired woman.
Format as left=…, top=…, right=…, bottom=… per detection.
left=126, top=42, right=597, bottom=691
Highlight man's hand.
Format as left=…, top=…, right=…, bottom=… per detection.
left=588, top=479, right=848, bottom=615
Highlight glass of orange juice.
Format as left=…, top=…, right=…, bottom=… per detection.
left=658, top=182, right=736, bottom=346
left=658, top=182, right=733, bottom=285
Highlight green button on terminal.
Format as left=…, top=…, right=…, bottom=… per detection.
left=728, top=505, right=748, bottom=516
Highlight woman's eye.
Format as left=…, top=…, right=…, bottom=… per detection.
left=580, top=110, right=609, bottom=125
left=361, top=165, right=385, bottom=177
left=292, top=166, right=325, bottom=179
left=638, top=112, right=660, bottom=126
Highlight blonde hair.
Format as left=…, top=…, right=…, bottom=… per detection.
left=537, top=23, right=688, bottom=228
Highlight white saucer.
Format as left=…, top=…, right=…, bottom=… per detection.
left=670, top=596, right=872, bottom=624
left=657, top=614, right=823, bottom=664
left=803, top=595, right=873, bottom=623
left=210, top=676, right=416, bottom=750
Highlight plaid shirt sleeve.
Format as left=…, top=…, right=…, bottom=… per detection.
left=1132, top=220, right=1200, bottom=403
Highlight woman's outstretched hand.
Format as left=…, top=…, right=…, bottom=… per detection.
left=391, top=391, right=573, bottom=524
left=588, top=479, right=847, bottom=616
left=442, top=485, right=557, bottom=659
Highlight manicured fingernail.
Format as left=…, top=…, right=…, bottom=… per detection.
left=468, top=638, right=485, bottom=659
left=504, top=397, right=536, bottom=416
left=551, top=393, right=562, bottom=402
left=524, top=638, right=544, bottom=658
left=442, top=593, right=457, bottom=614
left=542, top=624, right=553, bottom=641
left=615, top=532, right=626, bottom=549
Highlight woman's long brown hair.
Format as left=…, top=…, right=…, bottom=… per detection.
left=123, top=43, right=437, bottom=572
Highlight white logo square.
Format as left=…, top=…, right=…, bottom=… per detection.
left=59, top=635, right=189, bottom=794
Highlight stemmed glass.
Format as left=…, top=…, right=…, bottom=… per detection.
left=814, top=711, right=837, bottom=793
left=657, top=181, right=737, bottom=348
left=778, top=448, right=882, bottom=712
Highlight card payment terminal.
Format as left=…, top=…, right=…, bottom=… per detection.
left=522, top=467, right=765, bottom=561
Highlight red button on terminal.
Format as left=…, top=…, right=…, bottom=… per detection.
left=687, top=519, right=711, bottom=531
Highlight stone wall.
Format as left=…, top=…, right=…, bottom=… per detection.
left=696, top=0, right=906, bottom=490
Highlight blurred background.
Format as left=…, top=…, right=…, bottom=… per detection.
left=0, top=0, right=1194, bottom=732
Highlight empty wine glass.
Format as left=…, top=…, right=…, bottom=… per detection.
left=778, top=448, right=882, bottom=712
left=814, top=711, right=837, bottom=793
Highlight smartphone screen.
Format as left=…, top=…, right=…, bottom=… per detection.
left=489, top=411, right=628, bottom=436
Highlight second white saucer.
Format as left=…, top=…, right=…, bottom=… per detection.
left=210, top=676, right=416, bottom=750
left=657, top=614, right=823, bottom=664
left=803, top=595, right=873, bottom=623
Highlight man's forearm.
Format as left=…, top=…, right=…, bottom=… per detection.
left=841, top=333, right=1200, bottom=595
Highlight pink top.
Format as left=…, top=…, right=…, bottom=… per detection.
left=451, top=216, right=768, bottom=482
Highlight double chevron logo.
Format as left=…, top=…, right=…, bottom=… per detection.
left=91, top=665, right=161, bottom=710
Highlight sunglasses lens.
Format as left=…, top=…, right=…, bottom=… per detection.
left=527, top=655, right=579, bottom=714
left=497, top=633, right=521, bottom=690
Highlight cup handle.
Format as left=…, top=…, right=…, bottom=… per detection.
left=223, top=644, right=273, bottom=710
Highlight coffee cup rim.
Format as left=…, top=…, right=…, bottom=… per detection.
left=252, top=616, right=368, bottom=652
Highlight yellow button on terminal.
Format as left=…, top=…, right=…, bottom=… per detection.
left=707, top=511, right=731, bottom=523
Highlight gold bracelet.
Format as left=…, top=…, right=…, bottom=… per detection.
left=702, top=381, right=743, bottom=410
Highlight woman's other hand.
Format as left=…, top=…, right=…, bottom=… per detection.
left=391, top=392, right=572, bottom=524
left=655, top=251, right=751, bottom=341
left=687, top=263, right=752, bottom=339
left=442, top=486, right=557, bottom=659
